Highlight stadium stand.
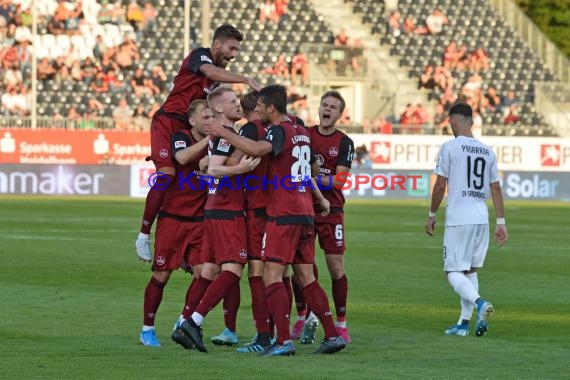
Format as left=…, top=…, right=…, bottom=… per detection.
left=0, top=0, right=566, bottom=135
left=346, top=0, right=562, bottom=136
left=187, top=0, right=333, bottom=86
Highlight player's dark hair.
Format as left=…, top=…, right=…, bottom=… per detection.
left=449, top=102, right=473, bottom=118
left=320, top=90, right=346, bottom=113
left=240, top=91, right=259, bottom=114
left=259, top=85, right=287, bottom=114
left=187, top=99, right=209, bottom=118
left=213, top=24, right=244, bottom=42
left=207, top=86, right=233, bottom=105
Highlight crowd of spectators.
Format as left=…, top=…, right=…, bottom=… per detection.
left=0, top=0, right=160, bottom=130
left=1, top=0, right=532, bottom=133
left=261, top=49, right=309, bottom=86
left=258, top=0, right=288, bottom=25
left=388, top=7, right=449, bottom=37
left=396, top=7, right=523, bottom=129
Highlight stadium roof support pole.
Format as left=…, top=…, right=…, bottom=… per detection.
left=184, top=0, right=190, bottom=56
left=201, top=0, right=210, bottom=47
left=31, top=0, right=37, bottom=129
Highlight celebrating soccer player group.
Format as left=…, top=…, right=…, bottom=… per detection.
left=134, top=20, right=510, bottom=355
left=135, top=24, right=354, bottom=356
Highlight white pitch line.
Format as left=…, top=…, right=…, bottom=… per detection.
left=1, top=235, right=117, bottom=241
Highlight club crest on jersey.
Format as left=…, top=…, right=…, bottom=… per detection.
left=329, top=146, right=339, bottom=157
left=217, top=138, right=231, bottom=153
left=174, top=140, right=186, bottom=149
left=159, top=148, right=169, bottom=158
left=156, top=256, right=166, bottom=266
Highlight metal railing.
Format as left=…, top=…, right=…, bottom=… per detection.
left=301, top=44, right=367, bottom=79
left=0, top=116, right=150, bottom=131
left=488, top=0, right=570, bottom=83
left=535, top=82, right=570, bottom=137
left=333, top=123, right=554, bottom=136
left=0, top=116, right=556, bottom=137
left=535, top=81, right=570, bottom=103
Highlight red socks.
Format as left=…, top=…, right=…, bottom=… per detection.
left=182, top=276, right=212, bottom=319
left=223, top=281, right=240, bottom=332
left=282, top=276, right=293, bottom=317
left=140, top=174, right=173, bottom=234
left=332, top=275, right=348, bottom=320
left=248, top=276, right=270, bottom=333
left=195, top=271, right=240, bottom=318
left=143, top=276, right=166, bottom=326
left=303, top=281, right=338, bottom=339
left=266, top=281, right=291, bottom=344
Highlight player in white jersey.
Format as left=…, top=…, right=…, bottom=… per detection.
left=425, top=103, right=508, bottom=337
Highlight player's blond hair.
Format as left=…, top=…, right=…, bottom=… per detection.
left=207, top=86, right=234, bottom=107
left=187, top=99, right=209, bottom=118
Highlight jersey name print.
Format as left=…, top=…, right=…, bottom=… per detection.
left=434, top=136, right=500, bottom=226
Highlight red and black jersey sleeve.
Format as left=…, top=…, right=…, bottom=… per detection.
left=171, top=131, right=193, bottom=154
left=336, top=135, right=355, bottom=168
left=265, top=124, right=285, bottom=156
left=239, top=121, right=259, bottom=140
left=188, top=47, right=214, bottom=74
left=210, top=136, right=236, bottom=157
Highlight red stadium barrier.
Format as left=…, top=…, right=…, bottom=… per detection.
left=0, top=128, right=150, bottom=165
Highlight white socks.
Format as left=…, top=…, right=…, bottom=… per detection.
left=138, top=232, right=150, bottom=240
left=191, top=312, right=204, bottom=326
left=458, top=272, right=479, bottom=323
left=447, top=271, right=479, bottom=305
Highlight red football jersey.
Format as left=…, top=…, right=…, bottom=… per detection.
left=265, top=120, right=314, bottom=223
left=307, top=126, right=354, bottom=209
left=160, top=129, right=208, bottom=218
left=205, top=128, right=246, bottom=212
left=239, top=119, right=270, bottom=210
left=161, top=47, right=219, bottom=116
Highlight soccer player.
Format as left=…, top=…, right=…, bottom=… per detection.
left=198, top=84, right=346, bottom=356
left=301, top=90, right=355, bottom=344
left=425, top=102, right=508, bottom=337
left=224, top=90, right=274, bottom=353
left=136, top=24, right=261, bottom=262
left=140, top=99, right=213, bottom=347
left=178, top=87, right=260, bottom=353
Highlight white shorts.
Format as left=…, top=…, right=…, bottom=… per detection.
left=443, top=224, right=489, bottom=272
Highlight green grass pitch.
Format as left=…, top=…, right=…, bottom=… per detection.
left=1, top=197, right=569, bottom=379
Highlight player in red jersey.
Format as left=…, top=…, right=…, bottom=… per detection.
left=136, top=24, right=261, bottom=262
left=303, top=90, right=354, bottom=344
left=178, top=87, right=260, bottom=353
left=139, top=100, right=212, bottom=347
left=200, top=84, right=346, bottom=356
left=222, top=91, right=273, bottom=352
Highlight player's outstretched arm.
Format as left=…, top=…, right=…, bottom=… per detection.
left=490, top=181, right=508, bottom=246
left=200, top=64, right=261, bottom=91
left=425, top=174, right=446, bottom=236
left=210, top=123, right=272, bottom=157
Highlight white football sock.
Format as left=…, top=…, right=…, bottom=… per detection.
left=447, top=272, right=479, bottom=304
left=191, top=312, right=204, bottom=326
left=458, top=272, right=479, bottom=323
left=142, top=325, right=154, bottom=331
left=138, top=232, right=150, bottom=240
